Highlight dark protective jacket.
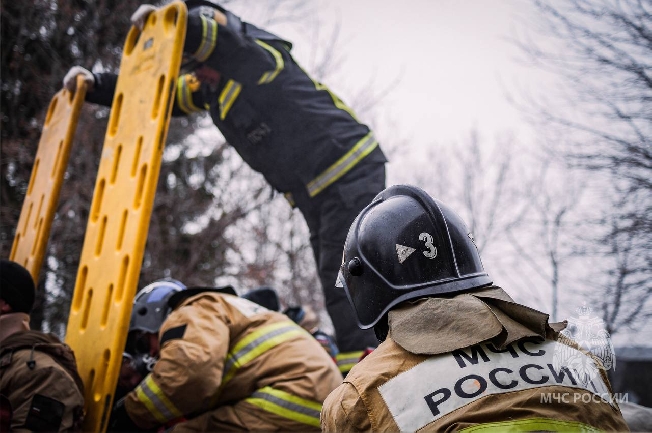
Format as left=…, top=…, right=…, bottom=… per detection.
left=322, top=286, right=630, bottom=432
left=0, top=314, right=85, bottom=432
left=124, top=291, right=342, bottom=431
left=87, top=5, right=387, bottom=201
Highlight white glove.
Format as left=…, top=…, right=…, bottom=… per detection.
left=130, top=4, right=157, bottom=31
left=63, top=66, right=94, bottom=93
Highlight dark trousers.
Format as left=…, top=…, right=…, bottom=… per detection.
left=295, top=162, right=385, bottom=353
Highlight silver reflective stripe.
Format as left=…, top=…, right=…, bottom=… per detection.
left=307, top=133, right=378, bottom=197
left=137, top=378, right=179, bottom=422
left=223, top=323, right=300, bottom=376
left=250, top=389, right=322, bottom=419
left=219, top=80, right=242, bottom=120
left=194, top=14, right=217, bottom=62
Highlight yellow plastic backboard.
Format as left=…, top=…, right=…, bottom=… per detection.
left=65, top=3, right=187, bottom=431
left=10, top=79, right=88, bottom=281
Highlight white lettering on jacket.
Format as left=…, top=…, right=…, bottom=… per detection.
left=377, top=339, right=614, bottom=432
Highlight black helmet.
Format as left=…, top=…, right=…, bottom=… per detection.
left=336, top=184, right=492, bottom=329
left=129, top=279, right=187, bottom=334
left=242, top=286, right=280, bottom=311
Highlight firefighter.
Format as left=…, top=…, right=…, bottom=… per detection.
left=110, top=278, right=342, bottom=432
left=321, top=185, right=630, bottom=432
left=0, top=260, right=85, bottom=432
left=62, top=0, right=386, bottom=376
left=242, top=286, right=340, bottom=360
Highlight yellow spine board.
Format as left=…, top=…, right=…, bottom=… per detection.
left=64, top=3, right=187, bottom=432
left=10, top=78, right=88, bottom=281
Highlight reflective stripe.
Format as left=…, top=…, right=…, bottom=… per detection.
left=245, top=386, right=321, bottom=427
left=219, top=79, right=242, bottom=120
left=283, top=192, right=295, bottom=207
left=460, top=417, right=601, bottom=432
left=336, top=350, right=364, bottom=373
left=255, top=40, right=284, bottom=84
left=177, top=75, right=202, bottom=114
left=193, top=14, right=217, bottom=62
left=135, top=375, right=183, bottom=424
left=308, top=74, right=360, bottom=122
left=307, top=132, right=378, bottom=197
left=221, top=321, right=306, bottom=385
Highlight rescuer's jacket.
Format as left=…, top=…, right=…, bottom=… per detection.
left=86, top=4, right=387, bottom=201
left=123, top=290, right=342, bottom=431
left=321, top=286, right=630, bottom=432
left=0, top=313, right=85, bottom=432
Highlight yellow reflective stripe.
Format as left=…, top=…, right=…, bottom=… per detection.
left=307, top=132, right=378, bottom=197
left=221, top=322, right=306, bottom=385
left=336, top=350, right=364, bottom=373
left=460, top=417, right=601, bottom=432
left=177, top=76, right=202, bottom=114
left=193, top=14, right=217, bottom=62
left=255, top=40, right=284, bottom=84
left=283, top=192, right=295, bottom=207
left=308, top=75, right=360, bottom=122
left=219, top=79, right=242, bottom=120
left=135, top=375, right=183, bottom=424
left=245, top=386, right=321, bottom=427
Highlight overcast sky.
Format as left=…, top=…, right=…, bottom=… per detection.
left=330, top=0, right=538, bottom=140
left=272, top=0, right=548, bottom=151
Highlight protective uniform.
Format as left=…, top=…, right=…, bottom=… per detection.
left=85, top=1, right=385, bottom=369
left=0, top=313, right=85, bottom=432
left=122, top=287, right=342, bottom=431
left=321, top=185, right=629, bottom=432
left=322, top=287, right=629, bottom=432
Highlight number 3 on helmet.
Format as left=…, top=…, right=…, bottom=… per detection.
left=336, top=184, right=492, bottom=329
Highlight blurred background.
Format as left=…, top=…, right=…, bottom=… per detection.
left=1, top=0, right=650, bottom=404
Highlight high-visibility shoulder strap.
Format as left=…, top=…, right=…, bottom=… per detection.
left=218, top=79, right=242, bottom=120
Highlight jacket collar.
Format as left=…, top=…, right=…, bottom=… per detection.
left=388, top=286, right=560, bottom=355
left=0, top=312, right=30, bottom=342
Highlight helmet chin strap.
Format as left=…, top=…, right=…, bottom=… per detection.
left=374, top=314, right=389, bottom=343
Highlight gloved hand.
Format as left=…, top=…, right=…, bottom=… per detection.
left=108, top=397, right=142, bottom=432
left=62, top=66, right=94, bottom=93
left=130, top=4, right=157, bottom=31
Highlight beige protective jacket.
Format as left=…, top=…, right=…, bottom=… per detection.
left=321, top=286, right=629, bottom=432
left=0, top=313, right=85, bottom=432
left=125, top=292, right=343, bottom=431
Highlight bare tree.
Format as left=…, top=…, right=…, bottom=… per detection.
left=513, top=0, right=652, bottom=331
left=0, top=0, right=333, bottom=333
left=396, top=130, right=554, bottom=304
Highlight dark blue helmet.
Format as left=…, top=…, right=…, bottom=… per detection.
left=129, top=279, right=187, bottom=334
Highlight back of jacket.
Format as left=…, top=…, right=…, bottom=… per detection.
left=178, top=9, right=388, bottom=197
left=125, top=292, right=342, bottom=430
left=322, top=288, right=629, bottom=432
left=88, top=7, right=387, bottom=198
left=0, top=331, right=85, bottom=432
